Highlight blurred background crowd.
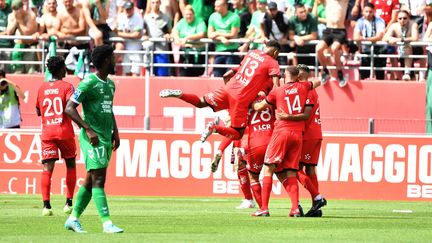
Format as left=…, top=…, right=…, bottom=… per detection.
left=0, top=0, right=432, bottom=81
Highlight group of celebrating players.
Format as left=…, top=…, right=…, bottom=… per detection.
left=35, top=39, right=326, bottom=235
left=160, top=39, right=327, bottom=217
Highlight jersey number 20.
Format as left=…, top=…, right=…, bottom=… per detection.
left=43, top=97, right=63, bottom=117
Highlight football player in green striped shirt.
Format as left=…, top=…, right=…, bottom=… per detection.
left=64, top=44, right=123, bottom=233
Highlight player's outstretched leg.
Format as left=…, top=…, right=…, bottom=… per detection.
left=200, top=117, right=219, bottom=142
left=159, top=89, right=182, bottom=98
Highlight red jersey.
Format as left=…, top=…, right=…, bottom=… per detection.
left=266, top=81, right=312, bottom=132
left=374, top=0, right=399, bottom=24
left=225, top=50, right=280, bottom=103
left=247, top=96, right=275, bottom=148
left=303, top=89, right=322, bottom=140
left=36, top=80, right=75, bottom=140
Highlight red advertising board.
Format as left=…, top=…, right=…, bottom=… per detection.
left=1, top=130, right=431, bottom=200
left=5, top=75, right=427, bottom=133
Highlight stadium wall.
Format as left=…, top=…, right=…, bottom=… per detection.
left=1, top=130, right=431, bottom=201
left=8, top=75, right=426, bottom=133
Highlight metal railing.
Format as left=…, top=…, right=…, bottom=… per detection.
left=0, top=35, right=430, bottom=78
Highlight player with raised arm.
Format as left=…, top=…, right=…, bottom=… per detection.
left=160, top=40, right=281, bottom=172
left=36, top=56, right=77, bottom=216
left=296, top=64, right=327, bottom=217
left=64, top=44, right=123, bottom=234
left=251, top=66, right=320, bottom=217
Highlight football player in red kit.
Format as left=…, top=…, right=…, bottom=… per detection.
left=251, top=66, right=320, bottom=217
left=36, top=56, right=77, bottom=216
left=296, top=64, right=327, bottom=217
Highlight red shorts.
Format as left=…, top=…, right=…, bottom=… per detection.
left=41, top=138, right=77, bottom=162
left=264, top=130, right=302, bottom=172
left=300, top=139, right=322, bottom=166
left=245, top=145, right=266, bottom=174
left=204, top=87, right=249, bottom=128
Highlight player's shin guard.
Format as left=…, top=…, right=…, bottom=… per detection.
left=92, top=188, right=111, bottom=223
left=72, top=186, right=92, bottom=218
left=238, top=168, right=253, bottom=200
left=283, top=177, right=299, bottom=211
left=297, top=170, right=319, bottom=199
left=261, top=176, right=273, bottom=211
left=213, top=126, right=241, bottom=140
left=41, top=171, right=52, bottom=203
left=179, top=93, right=201, bottom=107
left=250, top=182, right=262, bottom=209
left=66, top=167, right=77, bottom=200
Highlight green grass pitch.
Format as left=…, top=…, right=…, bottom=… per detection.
left=0, top=194, right=431, bottom=242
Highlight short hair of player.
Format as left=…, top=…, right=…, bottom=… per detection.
left=266, top=40, right=281, bottom=51
left=0, top=69, right=5, bottom=78
left=47, top=56, right=65, bottom=75
left=91, top=44, right=114, bottom=69
left=286, top=65, right=299, bottom=77
left=364, top=2, right=375, bottom=9
left=297, top=64, right=310, bottom=74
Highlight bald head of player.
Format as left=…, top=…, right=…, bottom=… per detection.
left=264, top=40, right=281, bottom=60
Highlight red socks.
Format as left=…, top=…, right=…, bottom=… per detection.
left=282, top=177, right=299, bottom=211
left=41, top=171, right=52, bottom=201
left=297, top=170, right=319, bottom=199
left=309, top=173, right=319, bottom=192
left=212, top=125, right=241, bottom=140
left=250, top=182, right=262, bottom=208
left=179, top=93, right=201, bottom=107
left=66, top=167, right=77, bottom=199
left=261, top=176, right=273, bottom=210
left=238, top=168, right=252, bottom=200
left=218, top=137, right=233, bottom=154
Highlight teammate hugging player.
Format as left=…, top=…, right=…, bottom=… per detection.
left=251, top=66, right=320, bottom=217
left=160, top=40, right=281, bottom=172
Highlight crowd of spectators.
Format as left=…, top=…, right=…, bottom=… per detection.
left=0, top=0, right=432, bottom=82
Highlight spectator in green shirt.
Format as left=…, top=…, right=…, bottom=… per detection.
left=288, top=3, right=318, bottom=66
left=171, top=4, right=207, bottom=76
left=180, top=0, right=214, bottom=24
left=208, top=0, right=241, bottom=77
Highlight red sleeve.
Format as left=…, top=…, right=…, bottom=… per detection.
left=265, top=88, right=277, bottom=105
left=65, top=83, right=74, bottom=100
left=305, top=91, right=315, bottom=107
left=268, top=59, right=281, bottom=77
